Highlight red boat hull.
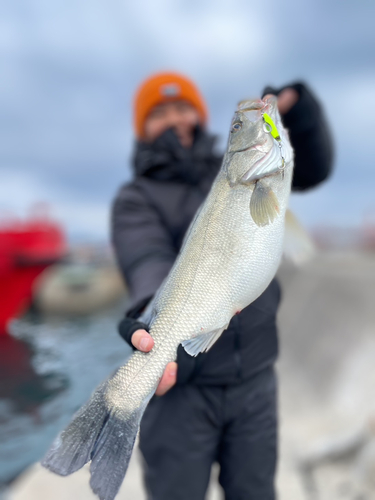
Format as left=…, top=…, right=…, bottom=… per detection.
left=0, top=218, right=66, bottom=335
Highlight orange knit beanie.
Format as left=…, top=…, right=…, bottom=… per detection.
left=133, top=72, right=208, bottom=139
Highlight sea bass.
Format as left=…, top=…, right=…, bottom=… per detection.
left=42, top=95, right=294, bottom=500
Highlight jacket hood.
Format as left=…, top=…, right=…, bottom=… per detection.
left=132, top=126, right=221, bottom=185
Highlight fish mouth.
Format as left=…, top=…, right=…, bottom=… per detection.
left=236, top=94, right=277, bottom=116
left=237, top=99, right=267, bottom=113
left=237, top=94, right=278, bottom=112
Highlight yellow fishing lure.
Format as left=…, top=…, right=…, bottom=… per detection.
left=263, top=113, right=281, bottom=141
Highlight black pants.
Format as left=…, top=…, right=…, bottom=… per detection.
left=139, top=366, right=277, bottom=500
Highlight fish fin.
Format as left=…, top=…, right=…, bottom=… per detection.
left=182, top=326, right=227, bottom=357
left=250, top=179, right=279, bottom=227
left=138, top=298, right=157, bottom=327
left=41, top=383, right=108, bottom=476
left=283, top=209, right=316, bottom=265
left=89, top=405, right=145, bottom=500
left=42, top=380, right=149, bottom=500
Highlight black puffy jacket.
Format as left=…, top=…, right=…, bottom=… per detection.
left=111, top=82, right=333, bottom=385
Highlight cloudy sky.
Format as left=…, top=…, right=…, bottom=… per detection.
left=1, top=0, right=374, bottom=242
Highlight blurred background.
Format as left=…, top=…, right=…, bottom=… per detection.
left=0, top=1, right=374, bottom=499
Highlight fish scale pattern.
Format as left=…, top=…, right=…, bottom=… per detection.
left=106, top=158, right=293, bottom=415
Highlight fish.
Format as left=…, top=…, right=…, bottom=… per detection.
left=283, top=209, right=316, bottom=265
left=41, top=95, right=294, bottom=500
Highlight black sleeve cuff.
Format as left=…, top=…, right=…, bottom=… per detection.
left=118, top=317, right=149, bottom=349
left=126, top=296, right=153, bottom=319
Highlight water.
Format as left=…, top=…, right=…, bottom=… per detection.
left=0, top=303, right=132, bottom=488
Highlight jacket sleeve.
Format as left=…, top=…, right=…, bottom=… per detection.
left=111, top=183, right=177, bottom=317
left=262, top=82, right=334, bottom=191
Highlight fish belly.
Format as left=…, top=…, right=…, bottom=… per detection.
left=148, top=173, right=285, bottom=346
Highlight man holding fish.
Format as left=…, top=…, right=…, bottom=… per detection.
left=42, top=73, right=332, bottom=500
left=111, top=73, right=333, bottom=499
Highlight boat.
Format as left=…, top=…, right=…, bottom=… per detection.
left=0, top=215, right=66, bottom=335
left=35, top=262, right=126, bottom=316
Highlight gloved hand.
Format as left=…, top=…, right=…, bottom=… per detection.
left=262, top=82, right=334, bottom=190
left=118, top=316, right=177, bottom=396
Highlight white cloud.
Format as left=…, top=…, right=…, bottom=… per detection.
left=123, top=0, right=273, bottom=74
left=0, top=0, right=374, bottom=240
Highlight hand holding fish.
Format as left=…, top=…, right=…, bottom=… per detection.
left=131, top=328, right=177, bottom=395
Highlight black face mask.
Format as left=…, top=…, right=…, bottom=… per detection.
left=132, top=126, right=221, bottom=185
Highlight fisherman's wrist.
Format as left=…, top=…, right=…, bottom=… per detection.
left=118, top=317, right=149, bottom=349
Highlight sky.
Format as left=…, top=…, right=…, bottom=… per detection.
left=0, top=0, right=374, bottom=242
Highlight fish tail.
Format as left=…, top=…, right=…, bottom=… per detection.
left=89, top=403, right=146, bottom=500
left=42, top=380, right=149, bottom=500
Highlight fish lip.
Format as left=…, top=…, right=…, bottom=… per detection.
left=237, top=98, right=271, bottom=113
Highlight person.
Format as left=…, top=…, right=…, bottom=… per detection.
left=111, top=72, right=333, bottom=500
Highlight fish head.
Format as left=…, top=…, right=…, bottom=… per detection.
left=225, top=95, right=293, bottom=186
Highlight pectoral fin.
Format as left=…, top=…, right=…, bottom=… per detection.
left=182, top=326, right=228, bottom=357
left=250, top=180, right=279, bottom=227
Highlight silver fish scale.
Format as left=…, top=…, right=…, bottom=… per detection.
left=106, top=162, right=292, bottom=415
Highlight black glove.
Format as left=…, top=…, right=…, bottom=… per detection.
left=262, top=81, right=334, bottom=190
left=118, top=317, right=149, bottom=350
left=262, top=82, right=322, bottom=133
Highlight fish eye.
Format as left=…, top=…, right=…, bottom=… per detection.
left=263, top=122, right=272, bottom=133
left=231, top=122, right=242, bottom=133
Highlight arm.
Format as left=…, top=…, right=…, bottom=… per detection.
left=111, top=182, right=177, bottom=316
left=111, top=182, right=178, bottom=394
left=263, top=82, right=334, bottom=190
